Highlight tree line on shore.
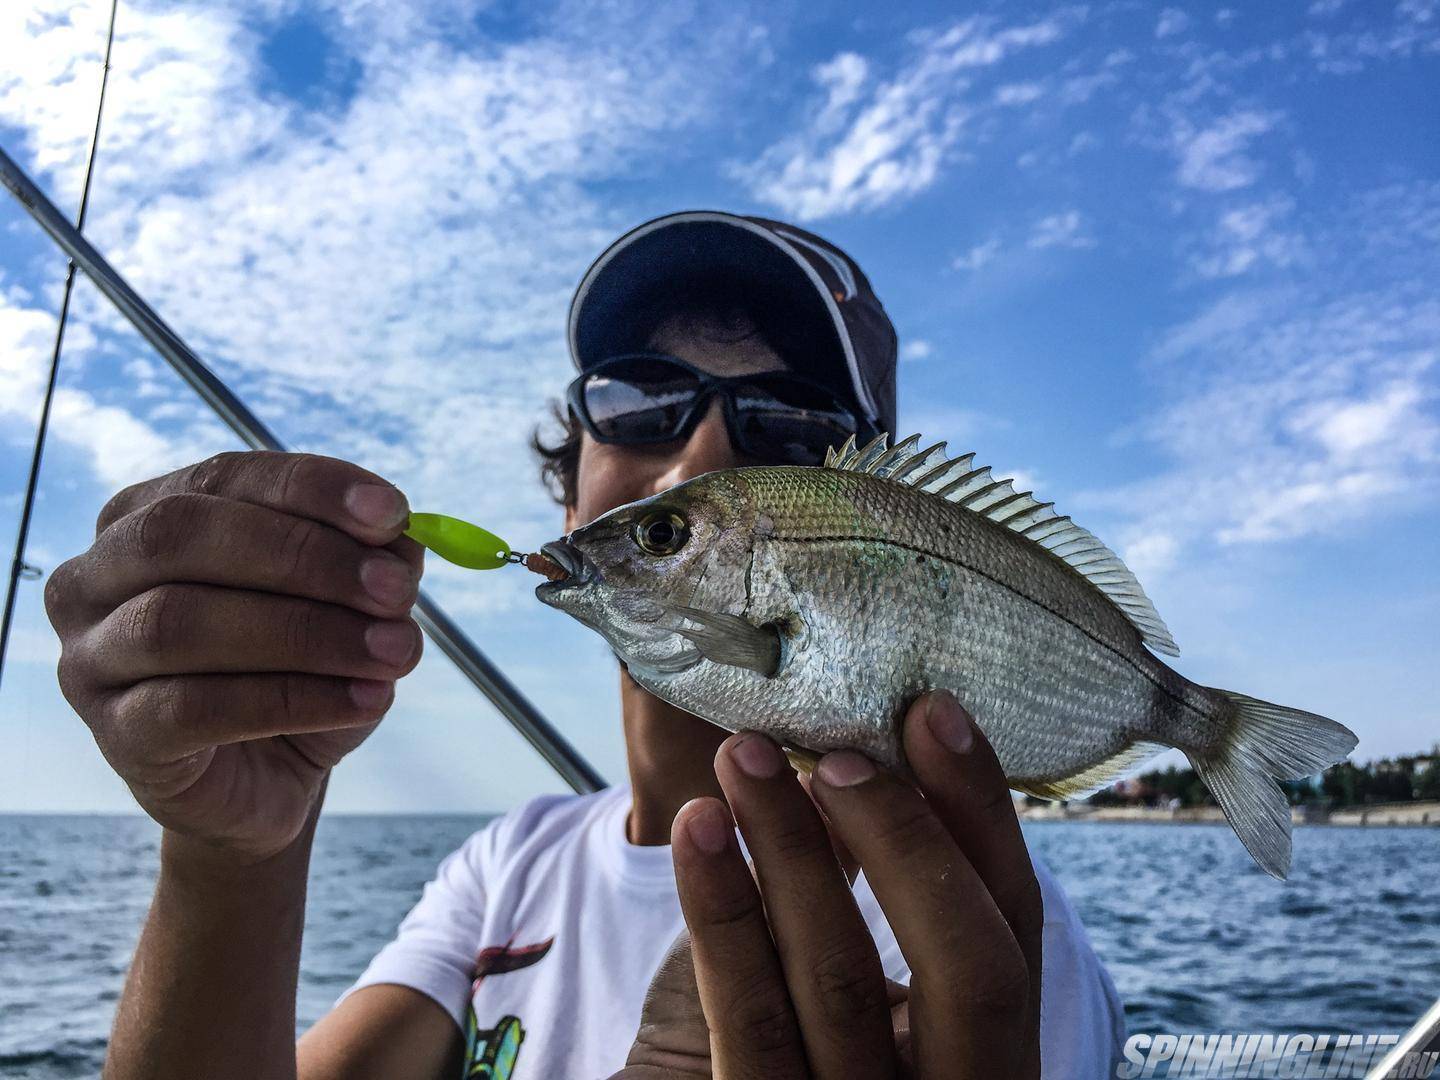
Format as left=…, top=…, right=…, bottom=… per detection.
left=1082, top=748, right=1440, bottom=809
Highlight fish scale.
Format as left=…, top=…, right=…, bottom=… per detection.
left=536, top=434, right=1358, bottom=878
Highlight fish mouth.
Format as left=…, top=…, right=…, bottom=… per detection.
left=536, top=539, right=594, bottom=592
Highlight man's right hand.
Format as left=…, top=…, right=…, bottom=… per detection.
left=44, top=451, right=424, bottom=864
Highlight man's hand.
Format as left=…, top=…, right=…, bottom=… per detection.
left=44, top=451, right=423, bottom=864
left=614, top=690, right=1043, bottom=1079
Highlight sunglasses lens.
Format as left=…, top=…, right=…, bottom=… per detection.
left=731, top=378, right=860, bottom=465
left=581, top=357, right=701, bottom=442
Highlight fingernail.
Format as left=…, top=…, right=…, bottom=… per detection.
left=360, top=555, right=414, bottom=607
left=346, top=483, right=407, bottom=530
left=349, top=679, right=394, bottom=710
left=731, top=733, right=782, bottom=779
left=926, top=690, right=973, bottom=754
left=365, top=622, right=416, bottom=666
left=685, top=801, right=731, bottom=855
left=816, top=750, right=877, bottom=788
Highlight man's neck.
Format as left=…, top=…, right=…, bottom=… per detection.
left=619, top=666, right=728, bottom=846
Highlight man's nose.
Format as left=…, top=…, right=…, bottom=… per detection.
left=650, top=397, right=740, bottom=495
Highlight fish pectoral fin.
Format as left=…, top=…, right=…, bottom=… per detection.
left=642, top=646, right=705, bottom=675
left=665, top=604, right=781, bottom=677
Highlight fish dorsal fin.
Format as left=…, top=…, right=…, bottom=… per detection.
left=825, top=433, right=1180, bottom=657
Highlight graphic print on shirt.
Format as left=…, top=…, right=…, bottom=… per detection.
left=462, top=935, right=555, bottom=1079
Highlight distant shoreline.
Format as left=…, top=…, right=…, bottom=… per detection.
left=1017, top=800, right=1440, bottom=827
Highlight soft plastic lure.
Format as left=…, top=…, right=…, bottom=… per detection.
left=405, top=512, right=564, bottom=579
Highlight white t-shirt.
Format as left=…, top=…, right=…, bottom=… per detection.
left=346, top=785, right=1126, bottom=1078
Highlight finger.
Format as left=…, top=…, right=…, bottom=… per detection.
left=74, top=494, right=421, bottom=619
left=671, top=797, right=809, bottom=1080
left=96, top=673, right=394, bottom=769
left=905, top=690, right=1044, bottom=1072
left=809, top=752, right=1032, bottom=1078
left=80, top=584, right=422, bottom=686
left=385, top=532, right=425, bottom=574
left=795, top=769, right=860, bottom=884
left=96, top=451, right=410, bottom=547
left=716, top=733, right=896, bottom=1080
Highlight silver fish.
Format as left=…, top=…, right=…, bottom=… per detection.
left=535, top=434, right=1357, bottom=878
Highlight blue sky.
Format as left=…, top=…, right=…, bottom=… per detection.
left=1, top=0, right=1436, bottom=813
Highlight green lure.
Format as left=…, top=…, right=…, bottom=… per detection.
left=404, top=512, right=513, bottom=570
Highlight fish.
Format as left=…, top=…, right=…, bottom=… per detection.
left=533, top=433, right=1358, bottom=878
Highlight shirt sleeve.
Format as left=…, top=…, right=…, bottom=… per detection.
left=1033, top=860, right=1129, bottom=1080
left=339, top=826, right=493, bottom=1029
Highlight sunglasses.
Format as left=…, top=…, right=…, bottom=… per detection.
left=567, top=353, right=875, bottom=466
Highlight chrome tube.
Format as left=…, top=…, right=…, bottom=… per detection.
left=0, top=144, right=605, bottom=795
left=1367, top=997, right=1440, bottom=1078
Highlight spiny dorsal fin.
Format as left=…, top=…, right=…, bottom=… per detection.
left=825, top=433, right=1180, bottom=657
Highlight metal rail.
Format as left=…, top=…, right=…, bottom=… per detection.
left=0, top=143, right=605, bottom=795
left=1367, top=996, right=1440, bottom=1078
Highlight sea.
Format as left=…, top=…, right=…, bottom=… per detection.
left=0, top=814, right=1435, bottom=1078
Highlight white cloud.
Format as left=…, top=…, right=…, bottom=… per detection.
left=995, top=81, right=1044, bottom=106
left=1083, top=179, right=1440, bottom=571
left=1097, top=296, right=1439, bottom=551
left=1057, top=68, right=1119, bottom=105
left=732, top=12, right=1081, bottom=219
left=1028, top=210, right=1094, bottom=250
left=1172, top=110, right=1281, bottom=192
left=900, top=339, right=933, bottom=362
left=0, top=3, right=290, bottom=208
left=953, top=237, right=1001, bottom=272
left=1191, top=196, right=1307, bottom=278
left=0, top=289, right=228, bottom=487
left=1288, top=379, right=1433, bottom=459
left=811, top=52, right=870, bottom=135
left=1300, top=0, right=1440, bottom=72
left=1121, top=531, right=1180, bottom=579
left=1156, top=8, right=1191, bottom=38
left=1000, top=467, right=1042, bottom=496
left=0, top=0, right=767, bottom=579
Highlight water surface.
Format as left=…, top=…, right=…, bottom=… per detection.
left=1, top=815, right=1434, bottom=1078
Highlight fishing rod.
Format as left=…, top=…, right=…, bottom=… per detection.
left=0, top=146, right=605, bottom=795
left=1367, top=996, right=1440, bottom=1078
left=0, top=0, right=120, bottom=696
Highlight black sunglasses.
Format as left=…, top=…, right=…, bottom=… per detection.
left=567, top=353, right=876, bottom=466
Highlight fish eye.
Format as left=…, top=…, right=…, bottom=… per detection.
left=633, top=511, right=689, bottom=556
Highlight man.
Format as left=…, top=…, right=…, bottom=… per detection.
left=45, top=211, right=1126, bottom=1078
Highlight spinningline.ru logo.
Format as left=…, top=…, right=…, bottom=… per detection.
left=1117, top=1033, right=1437, bottom=1078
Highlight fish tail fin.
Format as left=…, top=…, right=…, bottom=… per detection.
left=1188, top=690, right=1357, bottom=880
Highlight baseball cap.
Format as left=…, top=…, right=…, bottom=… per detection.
left=567, top=211, right=898, bottom=440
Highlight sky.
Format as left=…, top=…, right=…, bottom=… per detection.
left=0, top=0, right=1436, bottom=814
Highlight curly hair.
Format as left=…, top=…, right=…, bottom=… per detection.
left=531, top=400, right=583, bottom=508
left=532, top=273, right=840, bottom=508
